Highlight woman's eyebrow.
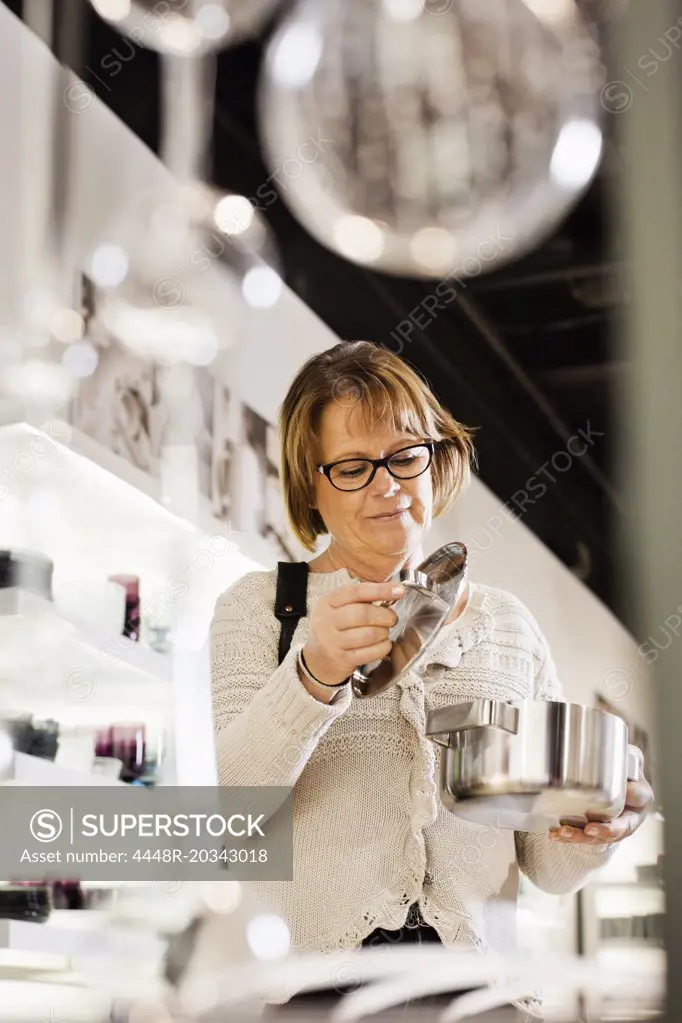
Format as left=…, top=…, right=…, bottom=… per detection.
left=330, top=437, right=420, bottom=460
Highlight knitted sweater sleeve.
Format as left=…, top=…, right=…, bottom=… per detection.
left=210, top=571, right=352, bottom=788
left=513, top=597, right=616, bottom=894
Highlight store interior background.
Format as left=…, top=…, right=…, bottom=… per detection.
left=0, top=0, right=671, bottom=1019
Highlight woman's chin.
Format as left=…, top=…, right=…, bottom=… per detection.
left=365, top=519, right=421, bottom=552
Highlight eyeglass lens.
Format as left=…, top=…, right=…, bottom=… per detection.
left=329, top=445, right=431, bottom=490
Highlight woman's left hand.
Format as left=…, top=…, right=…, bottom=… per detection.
left=549, top=775, right=655, bottom=846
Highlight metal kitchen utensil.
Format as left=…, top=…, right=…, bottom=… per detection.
left=351, top=542, right=468, bottom=699
left=426, top=698, right=644, bottom=832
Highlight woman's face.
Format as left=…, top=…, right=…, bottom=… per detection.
left=312, top=399, right=434, bottom=559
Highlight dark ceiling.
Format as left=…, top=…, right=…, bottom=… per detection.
left=6, top=0, right=630, bottom=622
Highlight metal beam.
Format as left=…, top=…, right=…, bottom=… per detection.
left=534, top=314, right=610, bottom=334
left=455, top=294, right=623, bottom=513
left=541, top=362, right=627, bottom=387
left=470, top=260, right=625, bottom=292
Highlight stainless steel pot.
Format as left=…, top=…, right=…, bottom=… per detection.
left=425, top=699, right=644, bottom=832
left=351, top=542, right=468, bottom=698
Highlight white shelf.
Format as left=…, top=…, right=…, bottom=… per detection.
left=0, top=421, right=266, bottom=650
left=0, top=420, right=257, bottom=780
left=5, top=752, right=127, bottom=786
left=0, top=587, right=172, bottom=683
left=0, top=587, right=173, bottom=727
left=0, top=912, right=109, bottom=958
left=0, top=979, right=112, bottom=1023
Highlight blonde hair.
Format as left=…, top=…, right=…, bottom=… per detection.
left=278, top=341, right=477, bottom=552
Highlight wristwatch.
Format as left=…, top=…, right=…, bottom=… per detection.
left=297, top=648, right=350, bottom=704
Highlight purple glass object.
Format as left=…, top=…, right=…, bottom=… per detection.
left=52, top=881, right=84, bottom=910
left=108, top=574, right=140, bottom=642
left=94, top=726, right=113, bottom=759
left=111, top=723, right=146, bottom=781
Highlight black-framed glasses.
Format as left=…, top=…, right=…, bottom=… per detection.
left=316, top=441, right=436, bottom=492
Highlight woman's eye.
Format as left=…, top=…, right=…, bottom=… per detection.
left=339, top=465, right=366, bottom=478
left=391, top=454, right=416, bottom=467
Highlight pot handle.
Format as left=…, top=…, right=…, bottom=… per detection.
left=627, top=744, right=644, bottom=782
left=425, top=699, right=520, bottom=748
left=372, top=572, right=438, bottom=608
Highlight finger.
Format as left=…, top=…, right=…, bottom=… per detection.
left=549, top=825, right=610, bottom=846
left=583, top=810, right=643, bottom=843
left=350, top=638, right=393, bottom=665
left=336, top=603, right=398, bottom=631
left=340, top=626, right=391, bottom=651
left=328, top=582, right=406, bottom=608
left=624, top=778, right=654, bottom=811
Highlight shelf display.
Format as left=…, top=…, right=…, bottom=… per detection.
left=108, top=574, right=140, bottom=642
left=0, top=887, right=51, bottom=924
left=0, top=551, right=53, bottom=601
left=2, top=715, right=60, bottom=762
left=94, top=723, right=157, bottom=785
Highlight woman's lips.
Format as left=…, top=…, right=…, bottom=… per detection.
left=370, top=509, right=409, bottom=522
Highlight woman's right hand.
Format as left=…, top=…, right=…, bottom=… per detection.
left=302, top=581, right=406, bottom=686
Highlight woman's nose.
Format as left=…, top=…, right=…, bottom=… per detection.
left=371, top=466, right=399, bottom=495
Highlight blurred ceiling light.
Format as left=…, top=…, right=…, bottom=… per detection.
left=410, top=227, right=458, bottom=273
left=270, top=23, right=323, bottom=88
left=51, top=308, right=85, bottom=344
left=88, top=0, right=282, bottom=56
left=383, top=0, right=424, bottom=22
left=86, top=183, right=282, bottom=367
left=241, top=265, right=283, bottom=308
left=245, top=913, right=291, bottom=961
left=521, top=0, right=577, bottom=23
left=196, top=3, right=231, bottom=39
left=333, top=215, right=385, bottom=264
left=215, top=195, right=255, bottom=235
left=200, top=881, right=243, bottom=914
left=261, top=0, right=604, bottom=279
left=100, top=299, right=219, bottom=365
left=61, top=341, right=99, bottom=378
left=91, top=0, right=132, bottom=18
left=550, top=119, right=602, bottom=188
left=89, top=244, right=129, bottom=288
left=162, top=19, right=203, bottom=54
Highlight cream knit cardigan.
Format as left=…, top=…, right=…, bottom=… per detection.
left=210, top=566, right=613, bottom=1001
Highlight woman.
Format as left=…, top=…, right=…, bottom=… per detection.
left=211, top=341, right=653, bottom=1012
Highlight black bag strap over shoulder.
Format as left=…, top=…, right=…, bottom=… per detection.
left=275, top=561, right=309, bottom=665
